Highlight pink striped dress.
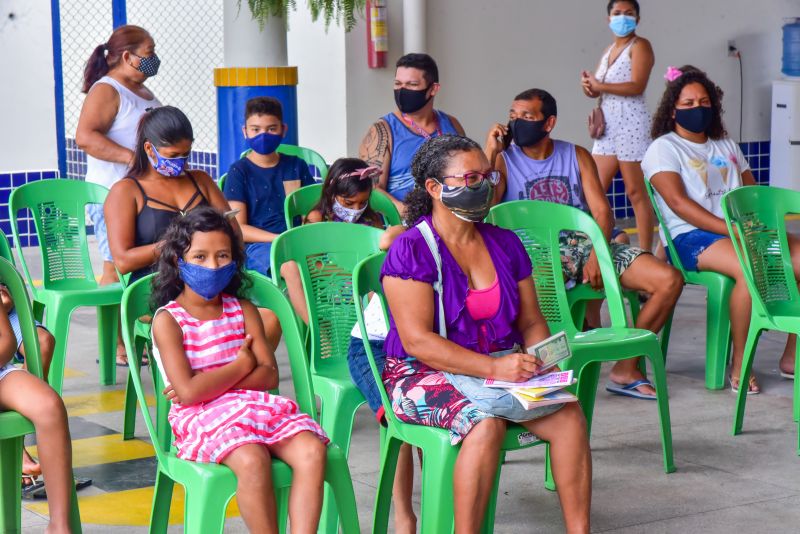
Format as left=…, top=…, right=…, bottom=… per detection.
left=154, top=294, right=328, bottom=463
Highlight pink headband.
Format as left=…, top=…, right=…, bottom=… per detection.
left=340, top=166, right=381, bottom=181
left=664, top=66, right=683, bottom=83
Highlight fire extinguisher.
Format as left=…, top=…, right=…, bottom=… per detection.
left=367, top=0, right=388, bottom=68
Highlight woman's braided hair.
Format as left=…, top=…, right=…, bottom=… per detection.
left=402, top=134, right=482, bottom=226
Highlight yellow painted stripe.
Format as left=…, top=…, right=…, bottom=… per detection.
left=26, top=485, right=240, bottom=526
left=27, top=434, right=154, bottom=468
left=213, top=66, right=298, bottom=87
left=63, top=389, right=155, bottom=417
left=63, top=367, right=86, bottom=378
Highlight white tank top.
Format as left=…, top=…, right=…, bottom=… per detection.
left=83, top=76, right=160, bottom=188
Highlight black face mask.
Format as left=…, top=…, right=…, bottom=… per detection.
left=394, top=87, right=432, bottom=114
left=439, top=179, right=494, bottom=222
left=674, top=106, right=713, bottom=134
left=510, top=118, right=549, bottom=147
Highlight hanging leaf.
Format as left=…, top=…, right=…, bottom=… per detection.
left=239, top=0, right=365, bottom=32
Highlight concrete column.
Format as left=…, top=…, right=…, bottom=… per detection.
left=403, top=0, right=426, bottom=54
left=223, top=0, right=287, bottom=67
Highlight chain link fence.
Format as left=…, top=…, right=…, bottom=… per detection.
left=59, top=0, right=224, bottom=180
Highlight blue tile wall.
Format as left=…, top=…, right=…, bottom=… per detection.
left=608, top=140, right=771, bottom=219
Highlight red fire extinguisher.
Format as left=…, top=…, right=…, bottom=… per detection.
left=367, top=0, right=388, bottom=68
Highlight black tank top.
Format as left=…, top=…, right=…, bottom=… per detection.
left=126, top=171, right=209, bottom=281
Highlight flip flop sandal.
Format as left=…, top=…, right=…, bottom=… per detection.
left=780, top=370, right=795, bottom=380
left=29, top=477, right=93, bottom=500
left=730, top=374, right=760, bottom=395
left=21, top=478, right=45, bottom=499
left=605, top=379, right=657, bottom=400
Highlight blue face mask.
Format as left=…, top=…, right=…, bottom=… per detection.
left=246, top=132, right=283, bottom=155
left=609, top=15, right=637, bottom=37
left=178, top=259, right=238, bottom=301
left=148, top=144, right=188, bottom=177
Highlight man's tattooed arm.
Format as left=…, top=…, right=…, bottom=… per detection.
left=359, top=120, right=391, bottom=190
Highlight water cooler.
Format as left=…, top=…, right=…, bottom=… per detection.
left=771, top=19, right=800, bottom=189
left=770, top=80, right=800, bottom=189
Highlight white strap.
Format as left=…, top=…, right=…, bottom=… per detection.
left=416, top=220, right=447, bottom=339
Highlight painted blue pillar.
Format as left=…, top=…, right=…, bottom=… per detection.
left=214, top=67, right=299, bottom=177
left=50, top=0, right=67, bottom=178
left=112, top=0, right=127, bottom=28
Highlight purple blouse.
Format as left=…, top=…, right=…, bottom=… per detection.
left=381, top=215, right=533, bottom=360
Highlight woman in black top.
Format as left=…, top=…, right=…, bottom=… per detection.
left=106, top=106, right=235, bottom=283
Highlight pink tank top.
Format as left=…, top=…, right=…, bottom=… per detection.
left=465, top=276, right=501, bottom=321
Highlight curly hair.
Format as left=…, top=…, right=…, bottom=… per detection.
left=651, top=65, right=727, bottom=140
left=403, top=134, right=483, bottom=226
left=313, top=157, right=381, bottom=225
left=151, top=206, right=250, bottom=309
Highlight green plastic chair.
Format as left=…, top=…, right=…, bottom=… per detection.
left=721, top=186, right=800, bottom=451
left=270, top=222, right=383, bottom=532
left=645, top=179, right=733, bottom=390
left=9, top=179, right=123, bottom=394
left=487, top=200, right=674, bottom=474
left=0, top=233, right=15, bottom=266
left=283, top=183, right=402, bottom=230
left=217, top=143, right=329, bottom=191
left=353, top=252, right=549, bottom=533
left=0, top=257, right=82, bottom=533
left=121, top=273, right=360, bottom=533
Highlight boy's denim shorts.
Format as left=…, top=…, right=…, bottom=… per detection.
left=347, top=336, right=387, bottom=423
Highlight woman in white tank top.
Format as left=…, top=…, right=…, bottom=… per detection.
left=75, top=24, right=161, bottom=365
left=581, top=0, right=656, bottom=252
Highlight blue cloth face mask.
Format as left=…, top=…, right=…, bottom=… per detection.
left=246, top=132, right=283, bottom=155
left=178, top=259, right=238, bottom=301
left=609, top=15, right=637, bottom=37
left=148, top=144, right=188, bottom=177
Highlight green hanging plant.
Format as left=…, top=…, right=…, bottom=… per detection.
left=239, top=0, right=366, bottom=32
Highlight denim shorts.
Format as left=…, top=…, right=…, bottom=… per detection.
left=245, top=242, right=272, bottom=275
left=347, top=336, right=387, bottom=422
left=86, top=204, right=113, bottom=262
left=671, top=229, right=728, bottom=272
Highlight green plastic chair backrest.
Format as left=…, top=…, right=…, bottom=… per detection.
left=0, top=232, right=15, bottom=266
left=643, top=178, right=690, bottom=276
left=217, top=173, right=227, bottom=191
left=121, top=271, right=315, bottom=463
left=276, top=144, right=328, bottom=181
left=722, top=185, right=800, bottom=320
left=270, top=223, right=383, bottom=372
left=486, top=200, right=627, bottom=335
left=0, top=257, right=42, bottom=379
left=283, top=184, right=402, bottom=230
left=352, top=252, right=402, bottom=427
left=9, top=179, right=108, bottom=291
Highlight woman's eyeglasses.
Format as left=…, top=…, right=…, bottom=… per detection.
left=438, top=170, right=500, bottom=188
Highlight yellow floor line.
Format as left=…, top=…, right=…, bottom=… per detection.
left=25, top=485, right=240, bottom=526
left=63, top=367, right=85, bottom=379
left=27, top=433, right=154, bottom=469
left=63, top=389, right=155, bottom=417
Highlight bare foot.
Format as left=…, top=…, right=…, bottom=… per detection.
left=394, top=513, right=417, bottom=534
left=22, top=447, right=41, bottom=478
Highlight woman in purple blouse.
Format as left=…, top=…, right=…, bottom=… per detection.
left=381, top=135, right=591, bottom=532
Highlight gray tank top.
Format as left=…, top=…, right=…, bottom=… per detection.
left=501, top=140, right=588, bottom=211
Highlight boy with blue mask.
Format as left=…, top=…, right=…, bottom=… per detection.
left=223, top=97, right=315, bottom=275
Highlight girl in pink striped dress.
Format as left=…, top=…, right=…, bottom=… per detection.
left=151, top=206, right=329, bottom=534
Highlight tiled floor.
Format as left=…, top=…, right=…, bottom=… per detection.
left=14, top=230, right=800, bottom=533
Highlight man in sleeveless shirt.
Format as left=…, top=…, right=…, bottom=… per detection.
left=485, top=88, right=683, bottom=400
left=359, top=53, right=465, bottom=212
